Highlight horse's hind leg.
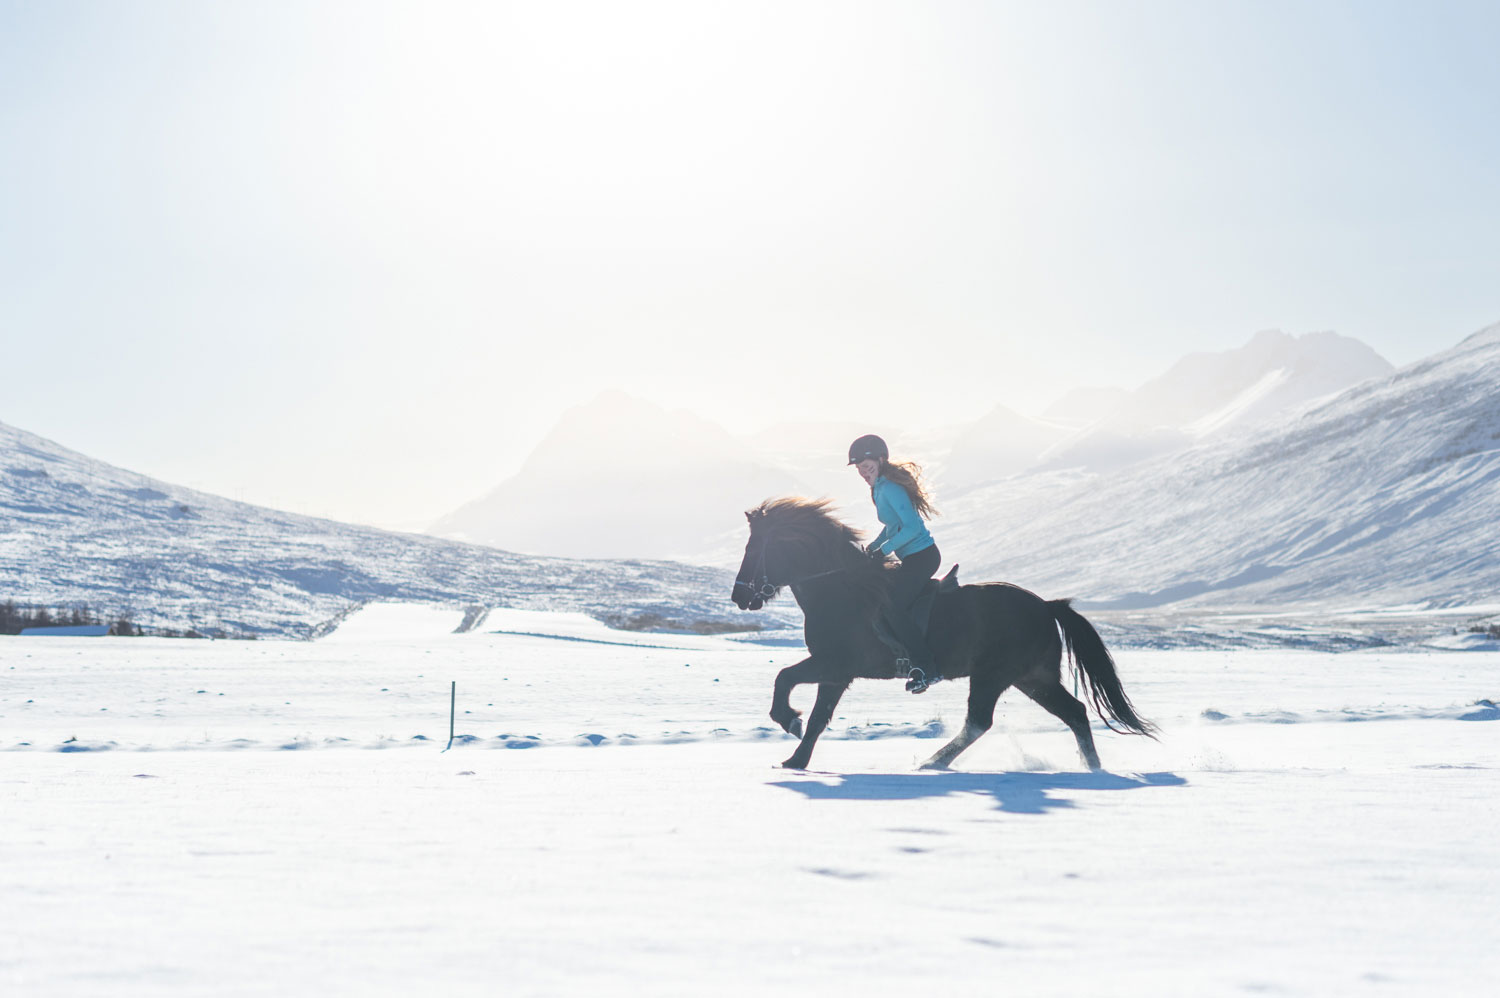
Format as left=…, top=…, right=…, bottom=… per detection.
left=1017, top=678, right=1102, bottom=772
left=782, top=681, right=849, bottom=770
left=920, top=673, right=1008, bottom=771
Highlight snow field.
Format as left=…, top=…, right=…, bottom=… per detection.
left=2, top=605, right=1498, bottom=995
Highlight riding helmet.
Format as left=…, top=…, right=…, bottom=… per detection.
left=847, top=434, right=889, bottom=465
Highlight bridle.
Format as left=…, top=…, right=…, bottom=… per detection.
left=734, top=531, right=845, bottom=603
left=734, top=539, right=778, bottom=602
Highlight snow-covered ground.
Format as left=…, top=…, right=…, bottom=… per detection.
left=3, top=603, right=1497, bottom=995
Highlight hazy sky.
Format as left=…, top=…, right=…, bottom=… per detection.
left=4, top=0, right=1498, bottom=528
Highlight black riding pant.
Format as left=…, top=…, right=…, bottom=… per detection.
left=886, top=543, right=939, bottom=670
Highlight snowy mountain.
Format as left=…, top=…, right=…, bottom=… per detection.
left=1041, top=386, right=1133, bottom=428
left=943, top=322, right=1500, bottom=611
left=1038, top=329, right=1394, bottom=473
left=940, top=405, right=1071, bottom=493
left=6, top=321, right=1491, bottom=641
left=430, top=331, right=1399, bottom=566
left=0, top=419, right=764, bottom=639
left=430, top=391, right=805, bottom=561
left=870, top=330, right=1394, bottom=494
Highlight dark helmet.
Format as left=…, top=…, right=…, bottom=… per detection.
left=847, top=434, right=889, bottom=465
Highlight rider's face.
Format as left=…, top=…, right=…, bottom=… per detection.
left=855, top=459, right=880, bottom=486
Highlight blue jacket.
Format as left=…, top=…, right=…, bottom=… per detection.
left=869, top=476, right=935, bottom=560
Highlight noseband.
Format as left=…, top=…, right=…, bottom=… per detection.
left=734, top=542, right=779, bottom=602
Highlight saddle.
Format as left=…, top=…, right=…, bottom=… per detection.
left=873, top=564, right=959, bottom=655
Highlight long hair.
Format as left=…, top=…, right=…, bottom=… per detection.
left=879, top=459, right=938, bottom=519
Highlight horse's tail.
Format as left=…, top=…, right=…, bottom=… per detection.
left=1048, top=599, right=1156, bottom=738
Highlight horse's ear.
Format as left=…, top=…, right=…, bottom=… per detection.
left=745, top=511, right=753, bottom=522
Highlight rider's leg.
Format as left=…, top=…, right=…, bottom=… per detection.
left=888, top=544, right=940, bottom=690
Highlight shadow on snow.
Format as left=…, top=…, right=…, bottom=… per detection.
left=769, top=770, right=1187, bottom=815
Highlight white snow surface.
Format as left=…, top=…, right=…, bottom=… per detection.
left=3, top=605, right=1498, bottom=995
left=1182, top=364, right=1292, bottom=436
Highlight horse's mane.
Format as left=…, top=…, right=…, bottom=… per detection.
left=747, top=497, right=890, bottom=610
left=749, top=496, right=861, bottom=546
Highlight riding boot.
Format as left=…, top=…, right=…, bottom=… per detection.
left=882, top=610, right=941, bottom=693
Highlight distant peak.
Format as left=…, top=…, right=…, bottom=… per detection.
left=1249, top=328, right=1291, bottom=344
left=1459, top=320, right=1500, bottom=348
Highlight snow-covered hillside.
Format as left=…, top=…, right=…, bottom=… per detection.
left=945, top=322, right=1500, bottom=611
left=0, top=420, right=768, bottom=639
left=431, top=391, right=804, bottom=561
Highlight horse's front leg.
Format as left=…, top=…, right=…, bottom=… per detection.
left=782, top=681, right=850, bottom=770
left=770, top=657, right=823, bottom=738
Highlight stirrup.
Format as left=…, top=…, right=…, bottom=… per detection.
left=905, top=666, right=940, bottom=694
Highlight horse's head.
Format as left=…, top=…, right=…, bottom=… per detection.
left=731, top=506, right=780, bottom=610
left=731, top=498, right=867, bottom=611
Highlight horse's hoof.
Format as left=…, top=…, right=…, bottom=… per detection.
left=918, top=760, right=950, bottom=771
left=780, top=758, right=808, bottom=770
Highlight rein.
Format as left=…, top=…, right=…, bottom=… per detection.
left=790, top=567, right=845, bottom=585
left=734, top=540, right=848, bottom=601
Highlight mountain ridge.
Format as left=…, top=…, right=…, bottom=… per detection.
left=434, top=328, right=1397, bottom=557
left=943, top=321, right=1500, bottom=611
left=430, top=391, right=805, bottom=560
left=0, top=418, right=760, bottom=639
left=1033, top=328, right=1394, bottom=474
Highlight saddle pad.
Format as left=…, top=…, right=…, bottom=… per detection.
left=873, top=565, right=960, bottom=657
left=913, top=564, right=960, bottom=633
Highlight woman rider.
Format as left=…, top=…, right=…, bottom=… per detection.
left=848, top=434, right=942, bottom=694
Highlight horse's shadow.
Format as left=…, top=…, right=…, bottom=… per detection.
left=769, top=770, right=1187, bottom=815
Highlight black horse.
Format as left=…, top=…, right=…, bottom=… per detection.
left=731, top=498, right=1154, bottom=771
